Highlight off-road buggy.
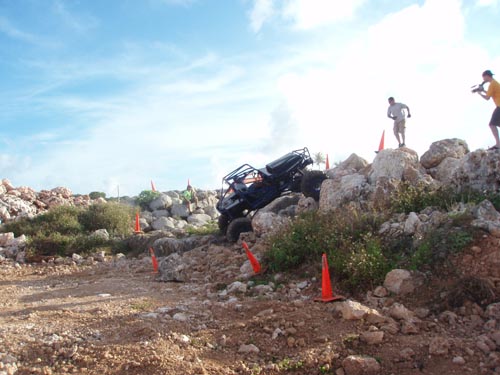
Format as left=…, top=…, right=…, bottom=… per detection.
left=216, top=147, right=326, bottom=242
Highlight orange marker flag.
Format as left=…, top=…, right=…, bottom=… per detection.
left=151, top=180, right=156, bottom=192
left=378, top=130, right=385, bottom=152
left=315, top=253, right=344, bottom=303
left=149, top=247, right=159, bottom=274
left=242, top=241, right=261, bottom=274
left=134, top=212, right=141, bottom=233
left=325, top=154, right=330, bottom=170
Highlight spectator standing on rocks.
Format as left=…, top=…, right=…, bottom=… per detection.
left=476, top=70, right=500, bottom=150
left=387, top=97, right=411, bottom=148
left=182, top=184, right=198, bottom=214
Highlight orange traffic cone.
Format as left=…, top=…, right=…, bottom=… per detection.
left=315, top=253, right=344, bottom=302
left=134, top=212, right=142, bottom=234
left=151, top=180, right=156, bottom=192
left=149, top=247, right=159, bottom=274
left=325, top=154, right=330, bottom=170
left=376, top=130, right=385, bottom=153
left=242, top=241, right=261, bottom=274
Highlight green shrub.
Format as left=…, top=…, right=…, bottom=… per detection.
left=265, top=208, right=390, bottom=291
left=136, top=190, right=161, bottom=209
left=2, top=202, right=133, bottom=257
left=3, top=206, right=83, bottom=237
left=342, top=234, right=392, bottom=289
left=89, top=191, right=106, bottom=200
left=26, top=232, right=75, bottom=256
left=391, top=182, right=500, bottom=214
left=78, top=203, right=133, bottom=237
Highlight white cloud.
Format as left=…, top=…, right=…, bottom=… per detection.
left=477, top=0, right=499, bottom=7
left=0, top=16, right=40, bottom=44
left=53, top=0, right=99, bottom=33
left=249, top=0, right=275, bottom=32
left=264, top=0, right=497, bottom=165
left=283, top=0, right=367, bottom=29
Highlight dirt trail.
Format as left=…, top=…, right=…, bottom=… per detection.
left=0, top=246, right=493, bottom=375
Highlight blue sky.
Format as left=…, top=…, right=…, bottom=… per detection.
left=1, top=0, right=499, bottom=196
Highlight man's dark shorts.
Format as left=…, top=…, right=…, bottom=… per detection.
left=491, top=107, right=500, bottom=127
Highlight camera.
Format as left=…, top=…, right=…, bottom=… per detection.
left=471, top=82, right=485, bottom=93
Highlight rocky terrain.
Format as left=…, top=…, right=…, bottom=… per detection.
left=1, top=138, right=500, bottom=375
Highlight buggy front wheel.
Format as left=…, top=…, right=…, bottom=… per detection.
left=226, top=217, right=253, bottom=243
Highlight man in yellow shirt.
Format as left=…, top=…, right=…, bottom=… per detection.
left=478, top=70, right=500, bottom=150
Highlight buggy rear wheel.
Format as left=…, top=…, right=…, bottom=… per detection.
left=218, top=214, right=230, bottom=234
left=226, top=217, right=253, bottom=243
left=301, top=170, right=326, bottom=201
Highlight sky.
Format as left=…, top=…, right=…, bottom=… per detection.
left=1, top=0, right=499, bottom=196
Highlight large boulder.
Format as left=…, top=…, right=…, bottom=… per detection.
left=170, top=203, right=190, bottom=219
left=420, top=138, right=469, bottom=169
left=187, top=213, right=212, bottom=226
left=149, top=194, right=173, bottom=211
left=369, top=148, right=420, bottom=183
left=151, top=217, right=176, bottom=231
left=258, top=194, right=301, bottom=214
left=326, top=153, right=369, bottom=179
left=472, top=200, right=500, bottom=237
left=452, top=150, right=500, bottom=192
left=428, top=157, right=462, bottom=184
left=252, top=211, right=290, bottom=237
left=320, top=173, right=370, bottom=211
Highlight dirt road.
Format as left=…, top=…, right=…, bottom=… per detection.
left=0, top=248, right=491, bottom=375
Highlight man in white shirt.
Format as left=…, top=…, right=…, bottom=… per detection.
left=387, top=97, right=411, bottom=147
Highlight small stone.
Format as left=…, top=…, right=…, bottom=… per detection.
left=97, top=293, right=111, bottom=298
left=399, top=348, right=415, bottom=361
left=401, top=321, right=419, bottom=335
left=342, top=355, right=381, bottom=374
left=257, top=308, right=274, bottom=317
left=429, top=337, right=450, bottom=356
left=141, top=312, right=158, bottom=319
left=360, top=331, right=384, bottom=345
left=287, top=337, right=296, bottom=347
left=238, top=344, right=259, bottom=354
left=297, top=281, right=308, bottom=289
left=373, top=286, right=388, bottom=298
left=227, top=281, right=247, bottom=294
left=173, top=313, right=188, bottom=322
left=388, top=303, right=414, bottom=321
left=471, top=246, right=482, bottom=254
left=415, top=308, right=430, bottom=319
left=452, top=356, right=466, bottom=365
left=272, top=328, right=284, bottom=340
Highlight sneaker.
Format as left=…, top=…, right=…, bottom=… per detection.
left=400, top=143, right=406, bottom=147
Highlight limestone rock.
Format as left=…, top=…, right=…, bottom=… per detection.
left=296, top=196, right=318, bottom=214
left=369, top=148, right=420, bottom=183
left=360, top=331, right=384, bottom=345
left=429, top=337, right=450, bottom=356
left=238, top=344, right=259, bottom=354
left=252, top=211, right=290, bottom=237
left=157, top=253, right=187, bottom=282
left=149, top=194, right=173, bottom=211
left=332, top=300, right=383, bottom=321
left=403, top=212, right=421, bottom=235
left=151, top=217, right=176, bottom=231
left=342, top=355, right=381, bottom=375
left=388, top=303, right=415, bottom=321
left=472, top=200, right=500, bottom=237
left=452, top=149, right=500, bottom=192
left=259, top=194, right=301, bottom=214
left=428, top=157, right=461, bottom=184
left=421, top=138, right=469, bottom=169
left=384, top=269, right=421, bottom=295
left=320, top=174, right=371, bottom=211
left=187, top=213, right=212, bottom=226
left=170, top=203, right=190, bottom=219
